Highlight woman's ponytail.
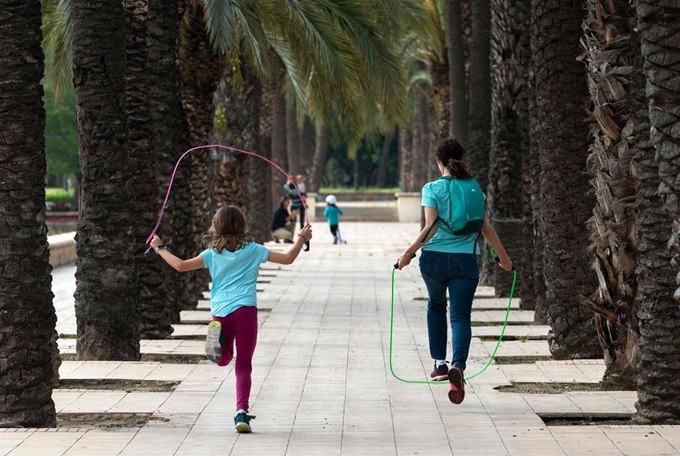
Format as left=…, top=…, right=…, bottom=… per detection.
left=437, top=138, right=472, bottom=179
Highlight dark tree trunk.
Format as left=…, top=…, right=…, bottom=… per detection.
left=376, top=128, right=394, bottom=188
left=530, top=80, right=547, bottom=323
left=214, top=61, right=261, bottom=221
left=467, top=0, right=491, bottom=192
left=271, top=59, right=287, bottom=207
left=310, top=122, right=330, bottom=193
left=399, top=126, right=414, bottom=192
left=286, top=100, right=301, bottom=175
left=579, top=0, right=641, bottom=390
left=0, top=0, right=57, bottom=427
left=123, top=0, right=174, bottom=338
left=634, top=0, right=680, bottom=424
left=446, top=0, right=469, bottom=144
left=72, top=0, right=140, bottom=360
left=179, top=6, right=225, bottom=303
left=148, top=0, right=195, bottom=318
left=431, top=52, right=451, bottom=142
left=299, top=115, right=315, bottom=174
left=246, top=74, right=272, bottom=244
left=531, top=0, right=600, bottom=359
left=488, top=0, right=529, bottom=298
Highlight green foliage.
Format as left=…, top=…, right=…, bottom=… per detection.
left=43, top=84, right=80, bottom=178
left=46, top=188, right=75, bottom=205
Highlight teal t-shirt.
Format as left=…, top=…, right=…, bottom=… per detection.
left=200, top=242, right=270, bottom=317
left=421, top=178, right=480, bottom=254
left=324, top=205, right=343, bottom=226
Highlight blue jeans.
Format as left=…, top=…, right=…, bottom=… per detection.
left=419, top=250, right=479, bottom=371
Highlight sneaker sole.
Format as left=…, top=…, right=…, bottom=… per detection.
left=447, top=367, right=465, bottom=404
left=430, top=374, right=448, bottom=381
left=205, top=321, right=222, bottom=363
left=235, top=422, right=252, bottom=433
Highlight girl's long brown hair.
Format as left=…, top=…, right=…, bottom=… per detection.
left=436, top=138, right=472, bottom=179
left=204, top=205, right=252, bottom=253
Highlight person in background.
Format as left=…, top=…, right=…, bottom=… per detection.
left=323, top=194, right=344, bottom=244
left=271, top=197, right=298, bottom=243
left=284, top=174, right=304, bottom=232
left=295, top=174, right=307, bottom=230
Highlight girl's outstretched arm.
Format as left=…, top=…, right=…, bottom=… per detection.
left=268, top=225, right=313, bottom=265
left=150, top=235, right=204, bottom=272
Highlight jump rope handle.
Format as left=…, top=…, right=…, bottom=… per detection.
left=494, top=255, right=516, bottom=271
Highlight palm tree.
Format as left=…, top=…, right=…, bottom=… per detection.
left=531, top=0, right=600, bottom=359
left=0, top=0, right=58, bottom=427
left=634, top=0, right=680, bottom=424
left=487, top=0, right=529, bottom=299
left=446, top=0, right=469, bottom=143
left=270, top=57, right=288, bottom=206
left=70, top=0, right=140, bottom=360
left=579, top=0, right=641, bottom=390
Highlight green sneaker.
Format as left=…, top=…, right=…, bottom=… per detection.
left=205, top=321, right=222, bottom=363
left=234, top=409, right=255, bottom=433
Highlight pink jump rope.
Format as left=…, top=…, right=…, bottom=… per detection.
left=145, top=144, right=310, bottom=255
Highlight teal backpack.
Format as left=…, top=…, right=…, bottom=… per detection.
left=422, top=176, right=486, bottom=251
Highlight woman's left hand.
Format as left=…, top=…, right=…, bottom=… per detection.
left=396, top=254, right=412, bottom=270
left=150, top=235, right=163, bottom=249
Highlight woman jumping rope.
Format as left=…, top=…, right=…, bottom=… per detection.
left=150, top=205, right=313, bottom=432
left=395, top=138, right=512, bottom=405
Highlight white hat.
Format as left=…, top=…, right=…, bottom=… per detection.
left=325, top=195, right=337, bottom=204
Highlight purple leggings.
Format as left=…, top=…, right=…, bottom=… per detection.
left=212, top=306, right=258, bottom=412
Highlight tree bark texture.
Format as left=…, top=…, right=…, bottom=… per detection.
left=271, top=60, right=288, bottom=207
left=299, top=116, right=315, bottom=174
left=179, top=6, right=225, bottom=302
left=634, top=0, right=680, bottom=424
left=446, top=0, right=469, bottom=144
left=376, top=128, right=394, bottom=189
left=399, top=126, right=414, bottom=192
left=467, top=0, right=491, bottom=192
left=148, top=0, right=194, bottom=317
left=531, top=0, right=601, bottom=359
left=72, top=0, right=140, bottom=360
left=310, top=121, right=331, bottom=194
left=213, top=63, right=261, bottom=224
left=286, top=100, right=301, bottom=175
left=580, top=0, right=641, bottom=390
left=488, top=0, right=529, bottom=298
left=0, top=0, right=58, bottom=427
left=123, top=0, right=174, bottom=338
left=431, top=52, right=451, bottom=142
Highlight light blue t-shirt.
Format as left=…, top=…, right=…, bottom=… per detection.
left=421, top=178, right=480, bottom=254
left=200, top=242, right=270, bottom=317
left=324, top=205, right=343, bottom=226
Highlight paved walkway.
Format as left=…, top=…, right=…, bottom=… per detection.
left=4, top=222, right=680, bottom=455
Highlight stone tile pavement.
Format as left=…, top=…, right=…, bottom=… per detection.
left=7, top=222, right=680, bottom=455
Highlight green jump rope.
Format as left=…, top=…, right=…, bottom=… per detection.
left=389, top=248, right=517, bottom=384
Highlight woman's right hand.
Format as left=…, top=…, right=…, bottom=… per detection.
left=498, top=254, right=513, bottom=271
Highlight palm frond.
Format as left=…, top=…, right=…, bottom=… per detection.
left=42, top=0, right=73, bottom=101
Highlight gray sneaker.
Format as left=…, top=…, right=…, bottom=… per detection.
left=205, top=321, right=222, bottom=363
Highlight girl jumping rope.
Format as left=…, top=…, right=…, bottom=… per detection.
left=149, top=205, right=313, bottom=433
left=395, top=138, right=512, bottom=405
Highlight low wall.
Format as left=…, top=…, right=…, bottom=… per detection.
left=48, top=232, right=76, bottom=267
left=395, top=192, right=421, bottom=223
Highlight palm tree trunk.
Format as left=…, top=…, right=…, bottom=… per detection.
left=488, top=0, right=529, bottom=298
left=0, top=0, right=57, bottom=427
left=286, top=100, right=301, bottom=175
left=123, top=0, right=174, bottom=338
left=579, top=0, right=641, bottom=390
left=531, top=0, right=600, bottom=359
left=72, top=0, right=140, bottom=360
left=467, top=0, right=491, bottom=192
left=148, top=0, right=195, bottom=318
left=634, top=0, right=680, bottom=424
left=530, top=84, right=547, bottom=323
left=376, top=128, right=394, bottom=188
left=446, top=0, right=469, bottom=143
left=271, top=60, right=287, bottom=207
left=431, top=53, right=451, bottom=141
left=246, top=73, right=271, bottom=244
left=399, top=125, right=414, bottom=191
left=213, top=61, right=261, bottom=224
left=180, top=6, right=225, bottom=303
left=299, top=115, right=315, bottom=174
left=310, top=121, right=330, bottom=192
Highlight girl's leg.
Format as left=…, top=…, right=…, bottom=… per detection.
left=419, top=251, right=449, bottom=361
left=232, top=306, right=258, bottom=412
left=212, top=315, right=235, bottom=367
left=448, top=255, right=479, bottom=371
